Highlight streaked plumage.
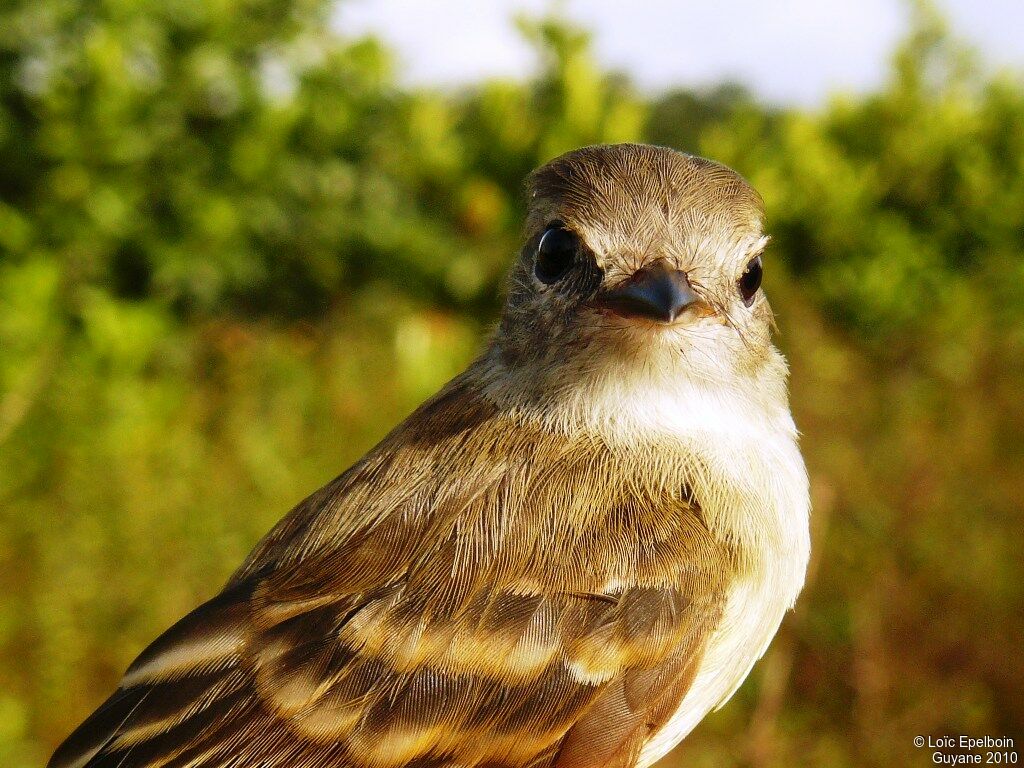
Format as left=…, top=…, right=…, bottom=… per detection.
left=51, top=144, right=810, bottom=768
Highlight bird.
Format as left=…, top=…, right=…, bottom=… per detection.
left=50, top=143, right=810, bottom=768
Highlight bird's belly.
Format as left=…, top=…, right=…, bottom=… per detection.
left=637, top=561, right=800, bottom=767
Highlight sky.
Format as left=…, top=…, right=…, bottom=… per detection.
left=334, top=0, right=1024, bottom=105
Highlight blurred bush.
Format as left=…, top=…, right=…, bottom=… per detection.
left=0, top=0, right=1021, bottom=766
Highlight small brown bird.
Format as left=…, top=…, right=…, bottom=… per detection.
left=51, top=143, right=810, bottom=768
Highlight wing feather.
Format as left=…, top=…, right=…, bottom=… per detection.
left=50, top=383, right=732, bottom=768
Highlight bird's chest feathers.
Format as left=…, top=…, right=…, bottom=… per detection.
left=535, top=369, right=811, bottom=765
left=548, top=371, right=809, bottom=567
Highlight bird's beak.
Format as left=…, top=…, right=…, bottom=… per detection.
left=596, top=260, right=700, bottom=324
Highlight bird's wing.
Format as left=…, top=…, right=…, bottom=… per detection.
left=50, top=381, right=732, bottom=768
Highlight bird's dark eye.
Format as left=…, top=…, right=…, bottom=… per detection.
left=535, top=224, right=579, bottom=284
left=738, top=255, right=763, bottom=306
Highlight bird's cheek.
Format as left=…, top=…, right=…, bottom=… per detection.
left=690, top=302, right=723, bottom=321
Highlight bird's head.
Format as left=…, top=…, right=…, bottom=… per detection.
left=493, top=144, right=782, bottom=412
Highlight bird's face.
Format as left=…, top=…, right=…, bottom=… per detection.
left=497, top=144, right=778, bottom=398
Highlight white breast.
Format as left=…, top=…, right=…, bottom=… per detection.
left=543, top=363, right=811, bottom=767
left=491, top=347, right=812, bottom=763
left=625, top=386, right=811, bottom=767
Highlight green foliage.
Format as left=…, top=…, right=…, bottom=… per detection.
left=1, top=0, right=1021, bottom=766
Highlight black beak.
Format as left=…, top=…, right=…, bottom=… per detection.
left=597, top=261, right=699, bottom=323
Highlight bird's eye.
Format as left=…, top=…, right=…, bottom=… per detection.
left=535, top=224, right=579, bottom=284
left=738, top=255, right=763, bottom=306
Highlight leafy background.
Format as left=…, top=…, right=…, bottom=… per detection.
left=1, top=1, right=1022, bottom=766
